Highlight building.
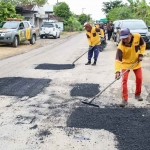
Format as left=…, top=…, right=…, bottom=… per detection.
left=16, top=4, right=63, bottom=30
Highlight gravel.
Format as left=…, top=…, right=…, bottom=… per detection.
left=35, top=63, right=75, bottom=70
left=0, top=77, right=51, bottom=98
left=70, top=83, right=100, bottom=97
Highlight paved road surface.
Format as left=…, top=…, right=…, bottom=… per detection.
left=0, top=32, right=150, bottom=150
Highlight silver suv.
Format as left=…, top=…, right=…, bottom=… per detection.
left=115, top=19, right=150, bottom=48
left=39, top=22, right=60, bottom=39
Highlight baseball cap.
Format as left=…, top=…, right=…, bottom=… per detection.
left=120, top=28, right=130, bottom=39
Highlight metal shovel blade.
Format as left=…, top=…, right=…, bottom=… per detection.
left=81, top=99, right=99, bottom=107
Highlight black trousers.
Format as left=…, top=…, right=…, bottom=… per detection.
left=107, top=31, right=112, bottom=40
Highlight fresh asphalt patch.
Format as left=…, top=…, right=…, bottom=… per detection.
left=67, top=107, right=150, bottom=150
left=35, top=63, right=75, bottom=70
left=0, top=77, right=51, bottom=98
left=70, top=83, right=100, bottom=97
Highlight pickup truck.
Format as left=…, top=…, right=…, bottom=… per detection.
left=0, top=19, right=39, bottom=47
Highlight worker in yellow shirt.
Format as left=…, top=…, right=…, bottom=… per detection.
left=84, top=22, right=102, bottom=66
left=115, top=28, right=146, bottom=107
left=95, top=23, right=105, bottom=52
left=95, top=23, right=105, bottom=38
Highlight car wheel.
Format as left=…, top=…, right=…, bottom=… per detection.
left=58, top=34, right=60, bottom=38
left=40, top=35, right=43, bottom=39
left=114, top=35, right=117, bottom=42
left=54, top=33, right=57, bottom=39
left=12, top=36, right=18, bottom=47
left=30, top=35, right=36, bottom=44
left=146, top=45, right=150, bottom=50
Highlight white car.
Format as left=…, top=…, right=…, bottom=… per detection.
left=39, top=22, right=60, bottom=39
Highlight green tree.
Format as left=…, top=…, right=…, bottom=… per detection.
left=0, top=1, right=23, bottom=22
left=102, top=0, right=125, bottom=14
left=78, top=14, right=88, bottom=25
left=54, top=2, right=71, bottom=21
left=134, top=0, right=150, bottom=25
left=0, top=0, right=47, bottom=6
left=106, top=6, right=136, bottom=21
left=65, top=16, right=83, bottom=31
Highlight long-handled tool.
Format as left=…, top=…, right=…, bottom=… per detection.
left=72, top=50, right=89, bottom=66
left=81, top=61, right=139, bottom=107
left=72, top=42, right=100, bottom=66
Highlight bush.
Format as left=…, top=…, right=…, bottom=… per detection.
left=64, top=17, right=83, bottom=32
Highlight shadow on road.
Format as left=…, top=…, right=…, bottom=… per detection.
left=67, top=107, right=150, bottom=150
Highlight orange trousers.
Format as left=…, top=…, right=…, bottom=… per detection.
left=121, top=68, right=142, bottom=101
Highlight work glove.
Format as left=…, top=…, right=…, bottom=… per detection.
left=115, top=72, right=121, bottom=80
left=88, top=46, right=93, bottom=51
left=138, top=54, right=143, bottom=62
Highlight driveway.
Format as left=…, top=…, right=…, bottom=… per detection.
left=0, top=32, right=150, bottom=150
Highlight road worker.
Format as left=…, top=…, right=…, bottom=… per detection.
left=115, top=28, right=146, bottom=107
left=84, top=22, right=102, bottom=66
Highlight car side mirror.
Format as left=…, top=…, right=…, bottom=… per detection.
left=148, top=26, right=150, bottom=29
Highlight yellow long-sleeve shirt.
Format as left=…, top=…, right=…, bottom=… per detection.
left=115, top=33, right=146, bottom=73
left=86, top=27, right=101, bottom=46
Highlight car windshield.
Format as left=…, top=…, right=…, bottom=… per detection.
left=2, top=22, right=19, bottom=29
left=122, top=21, right=147, bottom=30
left=42, top=24, right=54, bottom=28
left=0, top=22, right=5, bottom=28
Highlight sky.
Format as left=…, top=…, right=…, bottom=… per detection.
left=48, top=0, right=129, bottom=20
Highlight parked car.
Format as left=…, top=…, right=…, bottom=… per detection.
left=0, top=22, right=6, bottom=28
left=0, top=18, right=39, bottom=47
left=39, top=22, right=60, bottom=39
left=112, top=20, right=121, bottom=42
left=115, top=19, right=150, bottom=48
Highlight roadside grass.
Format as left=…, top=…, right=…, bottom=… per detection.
left=60, top=31, right=83, bottom=35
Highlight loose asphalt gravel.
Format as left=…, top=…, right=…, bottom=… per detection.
left=67, top=107, right=150, bottom=150
left=35, top=63, right=75, bottom=70
left=70, top=83, right=100, bottom=97
left=0, top=77, right=51, bottom=98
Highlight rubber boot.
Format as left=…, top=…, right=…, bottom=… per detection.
left=85, top=59, right=91, bottom=65
left=92, top=59, right=97, bottom=66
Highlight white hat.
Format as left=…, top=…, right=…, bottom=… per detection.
left=84, top=22, right=89, bottom=26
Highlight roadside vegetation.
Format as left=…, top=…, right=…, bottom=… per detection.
left=102, top=0, right=150, bottom=25
left=0, top=0, right=93, bottom=32
left=54, top=2, right=92, bottom=32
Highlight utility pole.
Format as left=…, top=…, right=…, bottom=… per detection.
left=88, top=14, right=92, bottom=22
left=57, top=0, right=58, bottom=4
left=82, top=8, right=86, bottom=14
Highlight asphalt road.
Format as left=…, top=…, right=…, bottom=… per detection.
left=0, top=32, right=150, bottom=150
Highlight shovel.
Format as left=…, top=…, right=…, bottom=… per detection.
left=81, top=61, right=139, bottom=107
